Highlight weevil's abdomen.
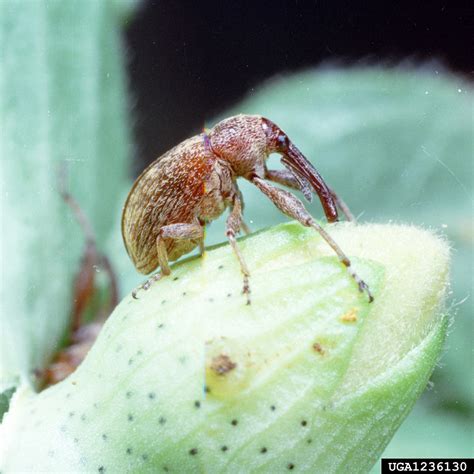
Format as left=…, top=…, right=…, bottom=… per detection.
left=122, top=135, right=215, bottom=274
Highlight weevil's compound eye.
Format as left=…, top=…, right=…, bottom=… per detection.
left=277, top=133, right=289, bottom=151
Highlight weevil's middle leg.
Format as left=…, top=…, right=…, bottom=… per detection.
left=226, top=195, right=251, bottom=305
left=132, top=223, right=204, bottom=299
left=252, top=177, right=373, bottom=302
left=236, top=188, right=251, bottom=235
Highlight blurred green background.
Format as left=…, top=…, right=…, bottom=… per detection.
left=1, top=0, right=472, bottom=470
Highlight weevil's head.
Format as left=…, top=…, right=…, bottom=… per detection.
left=208, top=115, right=269, bottom=178
left=209, top=114, right=338, bottom=222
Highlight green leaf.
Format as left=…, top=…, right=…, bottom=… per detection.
left=0, top=222, right=449, bottom=473
left=0, top=1, right=132, bottom=395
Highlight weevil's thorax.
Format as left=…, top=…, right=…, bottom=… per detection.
left=208, top=115, right=268, bottom=179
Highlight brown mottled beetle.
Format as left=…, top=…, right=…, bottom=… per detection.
left=122, top=114, right=373, bottom=303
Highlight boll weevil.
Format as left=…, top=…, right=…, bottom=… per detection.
left=122, top=114, right=373, bottom=304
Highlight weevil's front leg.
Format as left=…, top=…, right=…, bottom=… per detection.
left=132, top=223, right=204, bottom=299
left=328, top=188, right=355, bottom=222
left=226, top=195, right=252, bottom=305
left=265, top=169, right=301, bottom=189
left=266, top=169, right=355, bottom=222
left=252, top=177, right=373, bottom=302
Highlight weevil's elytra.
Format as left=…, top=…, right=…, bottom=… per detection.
left=122, top=114, right=373, bottom=303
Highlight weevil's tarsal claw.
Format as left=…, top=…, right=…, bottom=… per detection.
left=242, top=275, right=251, bottom=305
left=359, top=280, right=374, bottom=303
left=131, top=271, right=164, bottom=300
left=281, top=144, right=338, bottom=223
left=349, top=268, right=374, bottom=303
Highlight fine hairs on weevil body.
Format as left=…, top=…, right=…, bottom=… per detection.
left=122, top=114, right=373, bottom=304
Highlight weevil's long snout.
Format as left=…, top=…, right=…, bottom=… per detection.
left=261, top=117, right=339, bottom=223
left=282, top=143, right=339, bottom=223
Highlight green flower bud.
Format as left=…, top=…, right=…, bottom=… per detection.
left=0, top=222, right=449, bottom=473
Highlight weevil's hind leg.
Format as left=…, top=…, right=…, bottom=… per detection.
left=252, top=177, right=373, bottom=302
left=329, top=187, right=356, bottom=222
left=226, top=194, right=251, bottom=305
left=132, top=223, right=204, bottom=299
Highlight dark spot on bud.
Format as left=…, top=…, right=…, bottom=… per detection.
left=227, top=293, right=232, bottom=297
left=80, top=414, right=86, bottom=421
left=161, top=300, right=166, bottom=305
left=69, top=411, right=75, bottom=417
left=148, top=392, right=156, bottom=400
left=312, top=342, right=325, bottom=355
left=218, top=265, right=224, bottom=269
left=102, top=434, right=107, bottom=441
left=98, top=467, right=105, bottom=473
left=126, top=391, right=132, bottom=398
left=126, top=447, right=132, bottom=455
left=182, top=292, right=187, bottom=296
left=211, top=354, right=237, bottom=375
left=194, top=401, right=201, bottom=408
left=301, top=420, right=307, bottom=427
left=231, top=419, right=238, bottom=426
left=128, top=414, right=134, bottom=422
left=158, top=323, right=164, bottom=329
left=159, top=417, right=166, bottom=425
left=260, top=447, right=267, bottom=454
left=307, top=438, right=312, bottom=444
left=287, top=463, right=295, bottom=470
left=270, top=405, right=276, bottom=411
left=142, top=454, right=149, bottom=461
left=221, top=446, right=228, bottom=452
left=189, top=448, right=198, bottom=456
left=128, top=358, right=134, bottom=365
left=173, top=276, right=179, bottom=281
